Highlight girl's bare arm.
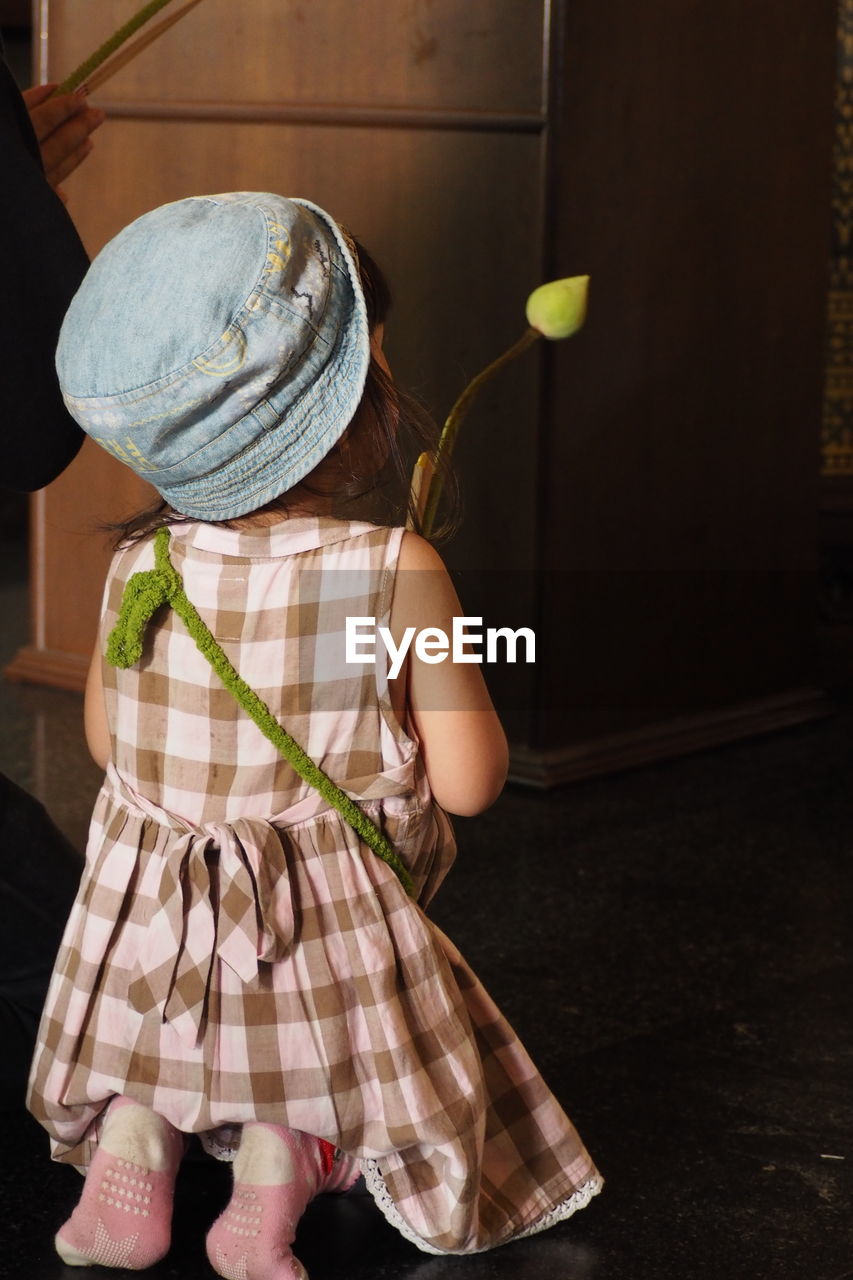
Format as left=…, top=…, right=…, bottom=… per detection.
left=389, top=531, right=508, bottom=816
left=84, top=646, right=112, bottom=770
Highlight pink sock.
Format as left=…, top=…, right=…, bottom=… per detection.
left=320, top=1143, right=361, bottom=1195
left=206, top=1125, right=360, bottom=1280
left=55, top=1096, right=184, bottom=1270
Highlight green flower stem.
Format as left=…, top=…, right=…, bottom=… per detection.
left=421, top=326, right=540, bottom=537
left=54, top=0, right=175, bottom=95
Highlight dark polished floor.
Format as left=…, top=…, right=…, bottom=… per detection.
left=1, top=529, right=852, bottom=1280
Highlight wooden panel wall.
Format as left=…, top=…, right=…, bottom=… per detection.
left=9, top=0, right=840, bottom=782
left=12, top=0, right=547, bottom=724
left=517, top=0, right=839, bottom=775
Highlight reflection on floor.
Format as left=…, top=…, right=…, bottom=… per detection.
left=1, top=530, right=851, bottom=1280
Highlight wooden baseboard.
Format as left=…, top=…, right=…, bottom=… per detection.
left=508, top=687, right=833, bottom=788
left=4, top=646, right=88, bottom=693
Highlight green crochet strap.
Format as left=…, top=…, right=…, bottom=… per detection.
left=54, top=0, right=175, bottom=95
left=106, top=527, right=415, bottom=898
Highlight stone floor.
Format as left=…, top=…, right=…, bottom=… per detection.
left=0, top=528, right=852, bottom=1279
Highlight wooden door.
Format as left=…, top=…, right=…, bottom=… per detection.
left=9, top=0, right=549, bottom=702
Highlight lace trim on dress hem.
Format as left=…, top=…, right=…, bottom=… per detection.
left=361, top=1159, right=604, bottom=1256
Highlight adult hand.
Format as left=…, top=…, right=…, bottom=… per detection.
left=22, top=83, right=105, bottom=190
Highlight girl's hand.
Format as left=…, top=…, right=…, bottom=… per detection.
left=22, top=83, right=106, bottom=191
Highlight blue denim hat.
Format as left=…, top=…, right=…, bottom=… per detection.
left=56, top=192, right=370, bottom=520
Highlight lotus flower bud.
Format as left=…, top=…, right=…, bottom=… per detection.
left=525, top=275, right=589, bottom=340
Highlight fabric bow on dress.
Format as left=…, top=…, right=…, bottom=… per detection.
left=127, top=811, right=294, bottom=1047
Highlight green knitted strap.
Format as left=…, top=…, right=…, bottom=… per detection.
left=54, top=0, right=176, bottom=95
left=106, top=527, right=415, bottom=898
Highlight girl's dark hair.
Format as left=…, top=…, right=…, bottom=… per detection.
left=109, top=237, right=460, bottom=547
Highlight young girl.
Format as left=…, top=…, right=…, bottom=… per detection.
left=27, top=191, right=602, bottom=1277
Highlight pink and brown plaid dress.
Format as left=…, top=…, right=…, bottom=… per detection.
left=28, top=517, right=602, bottom=1254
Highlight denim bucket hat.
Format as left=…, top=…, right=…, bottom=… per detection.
left=56, top=192, right=370, bottom=520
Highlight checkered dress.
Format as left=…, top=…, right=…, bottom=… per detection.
left=27, top=517, right=602, bottom=1254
